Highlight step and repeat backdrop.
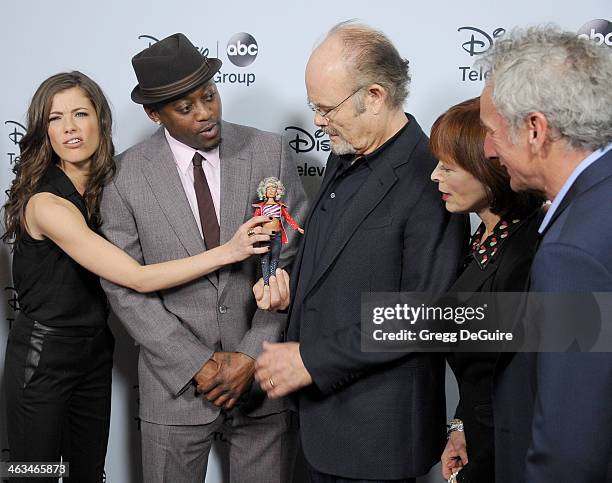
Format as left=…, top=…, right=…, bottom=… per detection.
left=1, top=1, right=609, bottom=481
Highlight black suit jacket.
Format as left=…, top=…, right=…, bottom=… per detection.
left=286, top=115, right=468, bottom=479
left=494, top=149, right=612, bottom=483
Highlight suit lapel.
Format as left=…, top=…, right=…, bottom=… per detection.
left=302, top=159, right=398, bottom=300
left=140, top=128, right=216, bottom=288
left=218, top=122, right=254, bottom=296
left=541, top=150, right=612, bottom=239
left=450, top=259, right=499, bottom=292
left=452, top=215, right=537, bottom=293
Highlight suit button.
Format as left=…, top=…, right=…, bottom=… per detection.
left=218, top=305, right=227, bottom=314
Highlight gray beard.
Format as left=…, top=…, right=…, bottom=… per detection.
left=330, top=141, right=357, bottom=155
left=326, top=131, right=357, bottom=156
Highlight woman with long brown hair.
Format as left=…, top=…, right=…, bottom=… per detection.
left=2, top=71, right=272, bottom=482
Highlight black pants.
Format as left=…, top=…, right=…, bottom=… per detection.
left=4, top=314, right=114, bottom=483
left=454, top=403, right=494, bottom=483
left=306, top=461, right=416, bottom=483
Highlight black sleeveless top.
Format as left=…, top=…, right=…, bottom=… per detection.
left=12, top=164, right=108, bottom=328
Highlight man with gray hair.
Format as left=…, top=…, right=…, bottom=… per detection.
left=254, top=21, right=467, bottom=482
left=479, top=26, right=612, bottom=482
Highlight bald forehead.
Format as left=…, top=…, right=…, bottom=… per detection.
left=308, top=37, right=342, bottom=69
left=314, top=33, right=344, bottom=58
left=307, top=35, right=350, bottom=81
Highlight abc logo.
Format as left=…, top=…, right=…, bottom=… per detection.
left=226, top=33, right=258, bottom=67
left=577, top=19, right=612, bottom=47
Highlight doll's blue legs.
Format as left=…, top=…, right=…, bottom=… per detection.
left=261, top=233, right=282, bottom=285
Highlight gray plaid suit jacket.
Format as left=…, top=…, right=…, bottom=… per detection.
left=100, top=121, right=307, bottom=424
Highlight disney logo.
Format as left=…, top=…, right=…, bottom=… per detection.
left=458, top=27, right=506, bottom=56
left=138, top=35, right=210, bottom=56
left=5, top=120, right=26, bottom=146
left=284, top=126, right=330, bottom=154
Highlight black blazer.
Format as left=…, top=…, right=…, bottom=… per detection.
left=494, top=150, right=612, bottom=483
left=446, top=209, right=543, bottom=483
left=286, top=115, right=468, bottom=479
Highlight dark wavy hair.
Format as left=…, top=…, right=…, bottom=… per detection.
left=430, top=96, right=544, bottom=218
left=2, top=71, right=115, bottom=244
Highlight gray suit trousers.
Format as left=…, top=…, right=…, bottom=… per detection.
left=141, top=409, right=297, bottom=483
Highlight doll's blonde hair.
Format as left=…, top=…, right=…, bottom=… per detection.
left=257, top=177, right=285, bottom=200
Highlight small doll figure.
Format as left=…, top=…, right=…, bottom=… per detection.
left=252, top=177, right=304, bottom=284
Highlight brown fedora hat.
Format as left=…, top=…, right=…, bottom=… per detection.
left=131, top=33, right=222, bottom=105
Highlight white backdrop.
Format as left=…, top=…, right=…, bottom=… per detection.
left=1, top=1, right=609, bottom=481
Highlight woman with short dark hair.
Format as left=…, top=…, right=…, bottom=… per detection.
left=430, top=97, right=544, bottom=483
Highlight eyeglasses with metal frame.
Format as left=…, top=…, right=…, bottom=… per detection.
left=307, top=85, right=365, bottom=120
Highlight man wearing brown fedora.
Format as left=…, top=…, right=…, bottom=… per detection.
left=99, top=33, right=307, bottom=482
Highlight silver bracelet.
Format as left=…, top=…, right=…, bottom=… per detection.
left=447, top=418, right=464, bottom=438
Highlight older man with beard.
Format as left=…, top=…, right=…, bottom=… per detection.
left=254, top=21, right=467, bottom=482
